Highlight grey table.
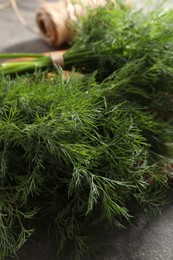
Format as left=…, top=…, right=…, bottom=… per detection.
left=0, top=0, right=57, bottom=53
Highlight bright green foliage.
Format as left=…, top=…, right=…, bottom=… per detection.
left=65, top=4, right=173, bottom=81
left=2, top=2, right=173, bottom=81
left=1, top=2, right=173, bottom=258
left=0, top=70, right=172, bottom=258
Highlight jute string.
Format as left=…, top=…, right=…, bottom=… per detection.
left=0, top=0, right=21, bottom=10
left=36, top=0, right=131, bottom=47
left=48, top=50, right=66, bottom=66
left=0, top=0, right=42, bottom=34
left=10, top=0, right=38, bottom=34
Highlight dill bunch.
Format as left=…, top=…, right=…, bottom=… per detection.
left=65, top=4, right=173, bottom=80
left=0, top=70, right=172, bottom=259
left=1, top=2, right=173, bottom=82
left=1, top=2, right=173, bottom=258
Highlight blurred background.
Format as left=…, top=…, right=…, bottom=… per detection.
left=1, top=0, right=173, bottom=53
left=0, top=0, right=58, bottom=52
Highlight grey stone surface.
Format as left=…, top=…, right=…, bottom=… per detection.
left=1, top=1, right=173, bottom=259
left=9, top=204, right=173, bottom=260
left=0, top=0, right=57, bottom=53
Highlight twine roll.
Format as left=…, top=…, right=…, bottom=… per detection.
left=36, top=1, right=71, bottom=46
left=36, top=0, right=130, bottom=47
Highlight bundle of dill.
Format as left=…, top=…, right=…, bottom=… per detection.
left=0, top=69, right=173, bottom=259
left=1, top=2, right=173, bottom=259
left=1, top=3, right=173, bottom=120
left=1, top=2, right=173, bottom=82
left=64, top=3, right=173, bottom=81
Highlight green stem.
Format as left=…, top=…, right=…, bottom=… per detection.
left=0, top=57, right=52, bottom=75
left=0, top=53, right=45, bottom=59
